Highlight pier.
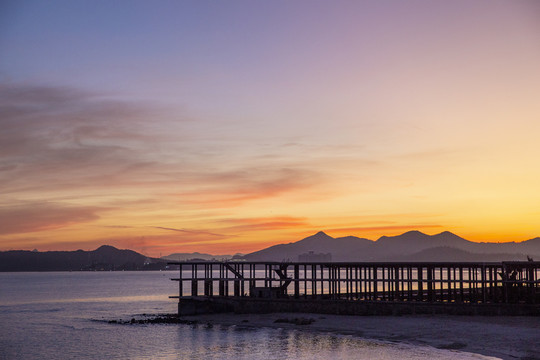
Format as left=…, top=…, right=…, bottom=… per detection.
left=169, top=261, right=540, bottom=316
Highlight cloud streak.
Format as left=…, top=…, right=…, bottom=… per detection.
left=0, top=202, right=101, bottom=235
left=0, top=83, right=330, bottom=204
left=151, top=226, right=229, bottom=238
left=0, top=84, right=170, bottom=194
left=219, top=216, right=310, bottom=232
left=175, top=167, right=325, bottom=208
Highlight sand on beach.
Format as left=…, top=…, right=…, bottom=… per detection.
left=181, top=313, right=539, bottom=360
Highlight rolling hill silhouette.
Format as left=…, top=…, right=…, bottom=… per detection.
left=241, top=230, right=540, bottom=262
left=0, top=245, right=165, bottom=271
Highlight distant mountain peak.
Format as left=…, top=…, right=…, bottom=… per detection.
left=377, top=230, right=428, bottom=242
left=305, top=231, right=334, bottom=241
left=315, top=231, right=330, bottom=237
left=297, top=231, right=333, bottom=240
left=95, top=245, right=118, bottom=251
left=403, top=230, right=428, bottom=236
left=434, top=231, right=465, bottom=238
left=436, top=230, right=460, bottom=237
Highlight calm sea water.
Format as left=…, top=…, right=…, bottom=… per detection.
left=0, top=272, right=497, bottom=360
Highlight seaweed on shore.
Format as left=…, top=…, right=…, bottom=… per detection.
left=273, top=317, right=315, bottom=325
left=98, top=314, right=199, bottom=325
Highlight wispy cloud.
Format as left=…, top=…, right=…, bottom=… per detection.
left=0, top=83, right=332, bottom=204
left=151, top=226, right=229, bottom=238
left=0, top=202, right=101, bottom=235
left=176, top=167, right=325, bottom=207
left=218, top=216, right=310, bottom=232
left=0, top=83, right=173, bottom=195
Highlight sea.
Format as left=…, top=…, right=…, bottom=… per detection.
left=0, top=271, right=498, bottom=360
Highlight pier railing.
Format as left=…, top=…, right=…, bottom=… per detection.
left=169, top=261, right=540, bottom=304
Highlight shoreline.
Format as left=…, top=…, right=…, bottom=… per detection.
left=179, top=313, right=539, bottom=360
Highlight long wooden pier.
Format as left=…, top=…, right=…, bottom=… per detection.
left=169, top=261, right=540, bottom=315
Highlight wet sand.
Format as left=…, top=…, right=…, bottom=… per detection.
left=181, top=313, right=540, bottom=360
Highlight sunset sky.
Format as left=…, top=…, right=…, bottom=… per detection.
left=1, top=1, right=540, bottom=256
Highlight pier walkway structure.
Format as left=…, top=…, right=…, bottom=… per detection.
left=169, top=261, right=540, bottom=316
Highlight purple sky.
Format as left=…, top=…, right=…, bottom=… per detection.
left=1, top=1, right=540, bottom=255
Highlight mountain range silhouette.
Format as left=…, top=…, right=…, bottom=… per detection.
left=1, top=230, right=539, bottom=271
left=240, top=230, right=540, bottom=262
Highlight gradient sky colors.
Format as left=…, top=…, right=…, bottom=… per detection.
left=1, top=1, right=540, bottom=256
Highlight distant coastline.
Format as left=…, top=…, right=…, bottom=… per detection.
left=2, top=230, right=539, bottom=271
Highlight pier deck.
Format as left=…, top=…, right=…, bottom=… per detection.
left=169, top=261, right=540, bottom=315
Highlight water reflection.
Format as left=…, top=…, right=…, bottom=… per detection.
left=172, top=323, right=485, bottom=360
